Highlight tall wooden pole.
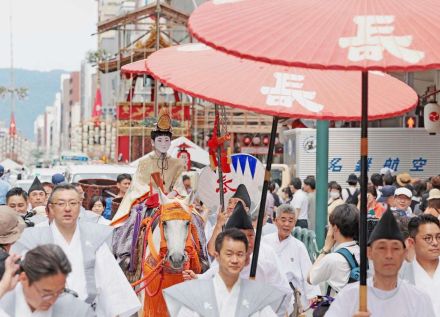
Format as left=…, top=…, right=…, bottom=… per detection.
left=250, top=116, right=278, bottom=279
left=215, top=104, right=225, bottom=211
left=359, top=71, right=369, bottom=312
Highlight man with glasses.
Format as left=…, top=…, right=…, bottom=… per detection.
left=392, top=187, right=413, bottom=217
left=11, top=184, right=140, bottom=316
left=0, top=244, right=95, bottom=316
left=400, top=214, right=440, bottom=316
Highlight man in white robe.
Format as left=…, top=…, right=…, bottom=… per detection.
left=400, top=214, right=440, bottom=317
left=11, top=184, right=140, bottom=317
left=263, top=204, right=320, bottom=311
left=327, top=210, right=435, bottom=317
left=164, top=229, right=286, bottom=316
left=185, top=202, right=293, bottom=316
left=0, top=244, right=95, bottom=317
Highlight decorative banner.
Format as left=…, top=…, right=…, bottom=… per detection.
left=198, top=153, right=265, bottom=212
left=117, top=102, right=190, bottom=121
left=9, top=112, right=16, bottom=136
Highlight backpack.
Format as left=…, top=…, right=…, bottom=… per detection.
left=314, top=248, right=359, bottom=317
left=345, top=188, right=359, bottom=205
left=336, top=247, right=360, bottom=283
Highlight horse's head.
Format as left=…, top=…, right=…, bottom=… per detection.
left=158, top=190, right=194, bottom=269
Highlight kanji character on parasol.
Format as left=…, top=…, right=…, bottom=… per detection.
left=188, top=0, right=440, bottom=313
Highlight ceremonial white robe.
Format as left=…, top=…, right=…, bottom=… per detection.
left=15, top=284, right=53, bottom=317
left=0, top=282, right=95, bottom=317
left=412, top=259, right=440, bottom=317
left=14, top=222, right=140, bottom=317
left=326, top=278, right=435, bottom=317
left=263, top=233, right=321, bottom=307
left=200, top=242, right=293, bottom=316
left=165, top=274, right=278, bottom=317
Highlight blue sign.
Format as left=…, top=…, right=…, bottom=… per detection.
left=329, top=158, right=343, bottom=172
left=410, top=157, right=428, bottom=172
left=354, top=157, right=373, bottom=172
left=383, top=157, right=400, bottom=171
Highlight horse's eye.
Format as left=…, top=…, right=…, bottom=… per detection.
left=162, top=222, right=167, bottom=227
left=186, top=221, right=190, bottom=227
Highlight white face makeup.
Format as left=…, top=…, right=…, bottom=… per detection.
left=153, top=135, right=171, bottom=154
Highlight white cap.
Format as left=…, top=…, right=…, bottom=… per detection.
left=394, top=187, right=412, bottom=198
left=380, top=167, right=394, bottom=175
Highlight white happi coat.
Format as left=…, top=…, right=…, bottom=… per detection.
left=326, top=277, right=435, bottom=317
left=263, top=233, right=321, bottom=307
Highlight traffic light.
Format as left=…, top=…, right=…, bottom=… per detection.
left=404, top=115, right=417, bottom=128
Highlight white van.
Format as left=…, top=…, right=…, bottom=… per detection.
left=65, top=164, right=136, bottom=183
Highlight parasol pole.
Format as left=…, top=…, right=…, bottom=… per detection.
left=214, top=104, right=225, bottom=212
left=153, top=0, right=160, bottom=118
left=250, top=116, right=278, bottom=279
left=359, top=71, right=368, bottom=312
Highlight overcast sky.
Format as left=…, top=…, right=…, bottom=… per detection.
left=0, top=0, right=97, bottom=71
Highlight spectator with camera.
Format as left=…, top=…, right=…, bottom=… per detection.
left=308, top=204, right=360, bottom=295
left=6, top=188, right=46, bottom=227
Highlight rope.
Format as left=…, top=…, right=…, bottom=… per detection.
left=132, top=204, right=202, bottom=296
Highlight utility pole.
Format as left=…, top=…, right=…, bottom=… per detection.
left=9, top=0, right=16, bottom=161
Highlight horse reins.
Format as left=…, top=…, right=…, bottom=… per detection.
left=131, top=203, right=201, bottom=295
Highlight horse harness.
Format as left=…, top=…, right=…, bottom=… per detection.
left=131, top=201, right=202, bottom=296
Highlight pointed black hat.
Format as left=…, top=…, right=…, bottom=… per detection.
left=231, top=184, right=251, bottom=209
left=28, top=176, right=44, bottom=195
left=225, top=201, right=253, bottom=230
left=367, top=209, right=405, bottom=246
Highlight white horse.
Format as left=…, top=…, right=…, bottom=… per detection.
left=149, top=190, right=194, bottom=269
left=141, top=190, right=200, bottom=316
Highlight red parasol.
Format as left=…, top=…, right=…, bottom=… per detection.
left=121, top=59, right=148, bottom=77
left=125, top=44, right=418, bottom=121
left=189, top=0, right=440, bottom=312
left=189, top=0, right=440, bottom=71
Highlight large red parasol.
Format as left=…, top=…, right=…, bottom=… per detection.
left=121, top=44, right=418, bottom=121
left=189, top=0, right=440, bottom=71
left=190, top=2, right=440, bottom=311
